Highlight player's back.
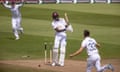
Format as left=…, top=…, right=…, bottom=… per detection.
left=84, top=37, right=99, bottom=56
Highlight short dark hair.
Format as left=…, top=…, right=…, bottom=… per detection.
left=84, top=30, right=90, bottom=37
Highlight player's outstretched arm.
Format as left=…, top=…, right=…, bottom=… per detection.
left=69, top=47, right=84, bottom=57
left=2, top=1, right=11, bottom=9
left=18, top=0, right=24, bottom=6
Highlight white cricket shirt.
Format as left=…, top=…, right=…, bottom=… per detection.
left=81, top=37, right=99, bottom=56
left=3, top=3, right=23, bottom=18
left=52, top=18, right=67, bottom=36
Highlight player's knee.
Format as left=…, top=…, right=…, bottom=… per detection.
left=54, top=41, right=59, bottom=48
left=12, top=28, right=17, bottom=33
left=96, top=65, right=102, bottom=72
left=53, top=48, right=58, bottom=53
left=54, top=44, right=59, bottom=49
left=61, top=41, right=66, bottom=48
left=60, top=47, right=66, bottom=54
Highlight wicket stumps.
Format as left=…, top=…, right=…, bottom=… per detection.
left=44, top=42, right=52, bottom=64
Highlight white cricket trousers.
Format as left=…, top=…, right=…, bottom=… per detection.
left=12, top=17, right=22, bottom=39
left=52, top=34, right=67, bottom=66
left=87, top=54, right=109, bottom=72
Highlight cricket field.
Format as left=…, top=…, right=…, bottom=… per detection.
left=0, top=4, right=120, bottom=72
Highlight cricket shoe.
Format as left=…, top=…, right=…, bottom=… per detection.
left=15, top=37, right=20, bottom=40
left=19, top=28, right=24, bottom=34
left=58, top=63, right=64, bottom=67
left=108, top=64, right=114, bottom=72
left=51, top=63, right=64, bottom=67
left=51, top=62, right=56, bottom=67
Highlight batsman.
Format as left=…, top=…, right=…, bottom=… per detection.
left=51, top=12, right=73, bottom=66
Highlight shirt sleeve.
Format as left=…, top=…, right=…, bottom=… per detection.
left=93, top=38, right=97, bottom=44
left=52, top=22, right=56, bottom=29
left=81, top=40, right=86, bottom=48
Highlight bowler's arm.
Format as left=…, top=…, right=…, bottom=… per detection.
left=69, top=47, right=84, bottom=57
left=17, top=0, right=24, bottom=7
left=17, top=3, right=23, bottom=7
left=2, top=2, right=11, bottom=8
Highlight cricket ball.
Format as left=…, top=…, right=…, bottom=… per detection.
left=38, top=64, right=41, bottom=67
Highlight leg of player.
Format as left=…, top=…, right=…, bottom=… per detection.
left=86, top=57, right=93, bottom=72
left=59, top=38, right=66, bottom=66
left=52, top=36, right=60, bottom=66
left=17, top=17, right=24, bottom=34
left=95, top=56, right=114, bottom=72
left=12, top=18, right=19, bottom=40
left=52, top=48, right=58, bottom=66
left=96, top=63, right=114, bottom=72
left=13, top=29, right=19, bottom=40
left=59, top=47, right=66, bottom=66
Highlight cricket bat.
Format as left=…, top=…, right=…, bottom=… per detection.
left=64, top=12, right=73, bottom=32
left=64, top=12, right=70, bottom=25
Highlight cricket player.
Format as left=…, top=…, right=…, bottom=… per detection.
left=2, top=0, right=24, bottom=40
left=51, top=12, right=69, bottom=67
left=70, top=30, right=114, bottom=72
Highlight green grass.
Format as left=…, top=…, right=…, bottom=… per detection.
left=0, top=3, right=120, bottom=72
left=0, top=4, right=120, bottom=61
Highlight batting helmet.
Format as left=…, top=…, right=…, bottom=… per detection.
left=52, top=12, right=59, bottom=20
